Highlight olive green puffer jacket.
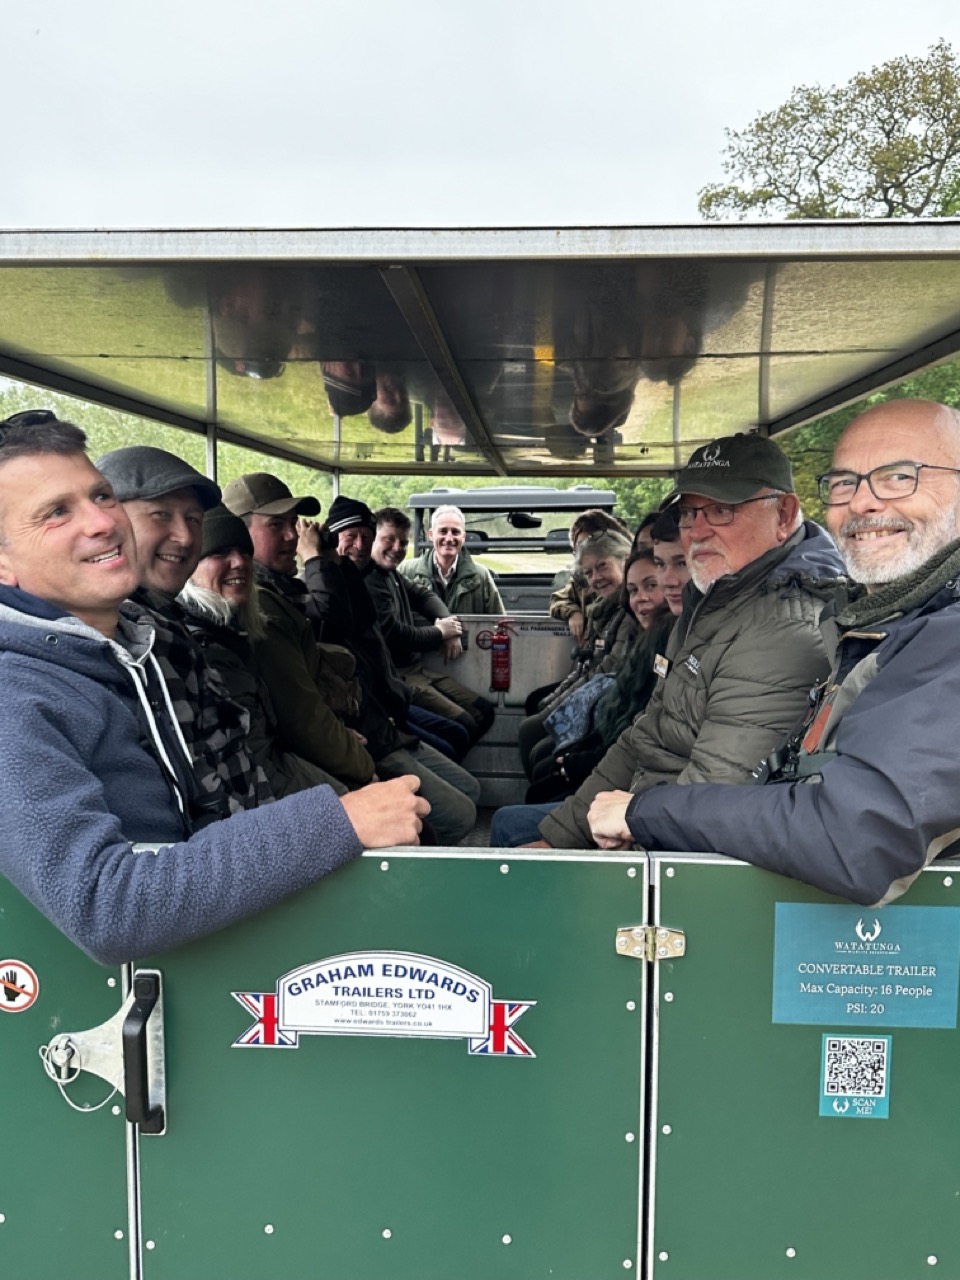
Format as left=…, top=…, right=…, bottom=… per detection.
left=539, top=522, right=845, bottom=848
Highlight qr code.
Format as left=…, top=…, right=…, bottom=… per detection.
left=823, top=1037, right=888, bottom=1097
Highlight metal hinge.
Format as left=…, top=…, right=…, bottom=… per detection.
left=616, top=925, right=686, bottom=962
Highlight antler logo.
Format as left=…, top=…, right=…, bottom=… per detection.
left=701, top=442, right=722, bottom=465
left=855, top=918, right=882, bottom=943
left=832, top=1099, right=850, bottom=1114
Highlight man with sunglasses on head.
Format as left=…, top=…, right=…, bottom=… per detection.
left=587, top=400, right=960, bottom=905
left=490, top=431, right=844, bottom=849
left=0, top=411, right=430, bottom=965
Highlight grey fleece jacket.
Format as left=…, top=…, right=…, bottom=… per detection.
left=539, top=522, right=845, bottom=848
left=0, top=589, right=362, bottom=965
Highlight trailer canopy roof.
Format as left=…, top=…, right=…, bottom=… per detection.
left=2, top=222, right=960, bottom=477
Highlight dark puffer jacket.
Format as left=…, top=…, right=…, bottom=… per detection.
left=540, top=522, right=845, bottom=848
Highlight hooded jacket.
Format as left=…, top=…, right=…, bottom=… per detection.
left=539, top=521, right=845, bottom=848
left=624, top=537, right=960, bottom=906
left=399, top=546, right=504, bottom=615
left=0, top=588, right=362, bottom=965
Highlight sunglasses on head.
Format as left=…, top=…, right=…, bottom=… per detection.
left=0, top=409, right=57, bottom=432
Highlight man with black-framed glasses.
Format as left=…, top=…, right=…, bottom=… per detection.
left=490, top=431, right=845, bottom=849
left=587, top=399, right=960, bottom=906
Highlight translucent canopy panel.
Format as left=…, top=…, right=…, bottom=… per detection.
left=1, top=225, right=959, bottom=477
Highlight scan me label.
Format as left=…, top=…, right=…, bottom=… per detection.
left=772, top=904, right=960, bottom=1029
left=232, top=951, right=535, bottom=1056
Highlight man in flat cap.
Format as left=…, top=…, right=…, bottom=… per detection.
left=97, top=445, right=271, bottom=815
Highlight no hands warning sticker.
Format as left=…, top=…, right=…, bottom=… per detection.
left=0, top=959, right=40, bottom=1013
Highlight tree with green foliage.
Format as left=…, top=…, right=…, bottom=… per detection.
left=700, top=40, right=960, bottom=220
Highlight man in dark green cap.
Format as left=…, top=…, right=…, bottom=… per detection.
left=491, top=432, right=846, bottom=849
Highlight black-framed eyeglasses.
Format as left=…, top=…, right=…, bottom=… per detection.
left=673, top=494, right=780, bottom=529
left=816, top=461, right=960, bottom=506
left=0, top=409, right=57, bottom=433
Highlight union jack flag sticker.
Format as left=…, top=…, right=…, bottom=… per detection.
left=232, top=991, right=299, bottom=1048
left=467, top=1000, right=536, bottom=1057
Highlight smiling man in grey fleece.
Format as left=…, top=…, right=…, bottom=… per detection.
left=0, top=411, right=429, bottom=965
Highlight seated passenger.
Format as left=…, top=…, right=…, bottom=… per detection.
left=519, top=529, right=634, bottom=778
left=399, top=504, right=505, bottom=615
left=0, top=412, right=428, bottom=964
left=526, top=542, right=678, bottom=803
left=362, top=506, right=495, bottom=745
left=587, top=401, right=960, bottom=906
left=222, top=474, right=480, bottom=844
left=490, top=432, right=845, bottom=849
left=300, top=495, right=471, bottom=762
left=548, top=508, right=632, bottom=647
left=95, top=445, right=271, bottom=813
left=179, top=506, right=348, bottom=799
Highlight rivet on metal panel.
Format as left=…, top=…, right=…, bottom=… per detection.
left=658, top=1251, right=669, bottom=1261
left=500, top=864, right=510, bottom=874
left=622, top=1261, right=633, bottom=1269
left=107, top=977, right=117, bottom=988
left=625, top=1132, right=636, bottom=1143
left=380, top=861, right=390, bottom=872
left=786, top=1248, right=796, bottom=1258
left=662, top=1125, right=672, bottom=1135
left=632, top=946, right=643, bottom=957
left=145, top=1241, right=155, bottom=1250
left=927, top=1257, right=938, bottom=1266
left=664, top=992, right=674, bottom=1003
left=618, top=937, right=629, bottom=950
left=665, top=867, right=675, bottom=878
left=672, top=938, right=682, bottom=950
left=944, top=877, right=953, bottom=887
left=382, top=1229, right=392, bottom=1239
left=626, top=1000, right=636, bottom=1011
left=264, top=1226, right=275, bottom=1236
left=502, top=1235, right=512, bottom=1245
left=633, top=927, right=645, bottom=940
left=0, top=1215, right=5, bottom=1225
left=111, top=1105, right=121, bottom=1116
left=657, top=946, right=668, bottom=958
left=627, top=867, right=637, bottom=878
left=113, top=1230, right=122, bottom=1240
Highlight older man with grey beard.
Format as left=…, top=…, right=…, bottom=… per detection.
left=588, top=399, right=960, bottom=907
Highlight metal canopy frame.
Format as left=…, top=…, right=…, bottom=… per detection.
left=2, top=221, right=960, bottom=478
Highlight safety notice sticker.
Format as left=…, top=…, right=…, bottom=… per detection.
left=772, top=903, right=960, bottom=1029
left=0, top=959, right=40, bottom=1013
left=232, top=951, right=536, bottom=1056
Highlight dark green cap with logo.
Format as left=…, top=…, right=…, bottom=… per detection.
left=662, top=433, right=795, bottom=506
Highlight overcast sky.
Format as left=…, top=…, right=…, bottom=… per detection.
left=4, top=0, right=959, bottom=228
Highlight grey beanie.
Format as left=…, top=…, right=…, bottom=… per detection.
left=95, top=446, right=221, bottom=510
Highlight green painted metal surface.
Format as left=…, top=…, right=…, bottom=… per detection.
left=0, top=881, right=128, bottom=1280
left=648, top=856, right=960, bottom=1280
left=138, top=851, right=647, bottom=1279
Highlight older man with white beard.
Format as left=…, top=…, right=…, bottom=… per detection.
left=587, top=399, right=960, bottom=906
left=490, top=432, right=845, bottom=849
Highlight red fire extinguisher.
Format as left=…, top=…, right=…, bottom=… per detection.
left=476, top=621, right=513, bottom=693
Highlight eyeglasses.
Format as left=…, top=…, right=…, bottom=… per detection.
left=673, top=494, right=780, bottom=529
left=816, top=461, right=960, bottom=506
left=0, top=409, right=57, bottom=433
